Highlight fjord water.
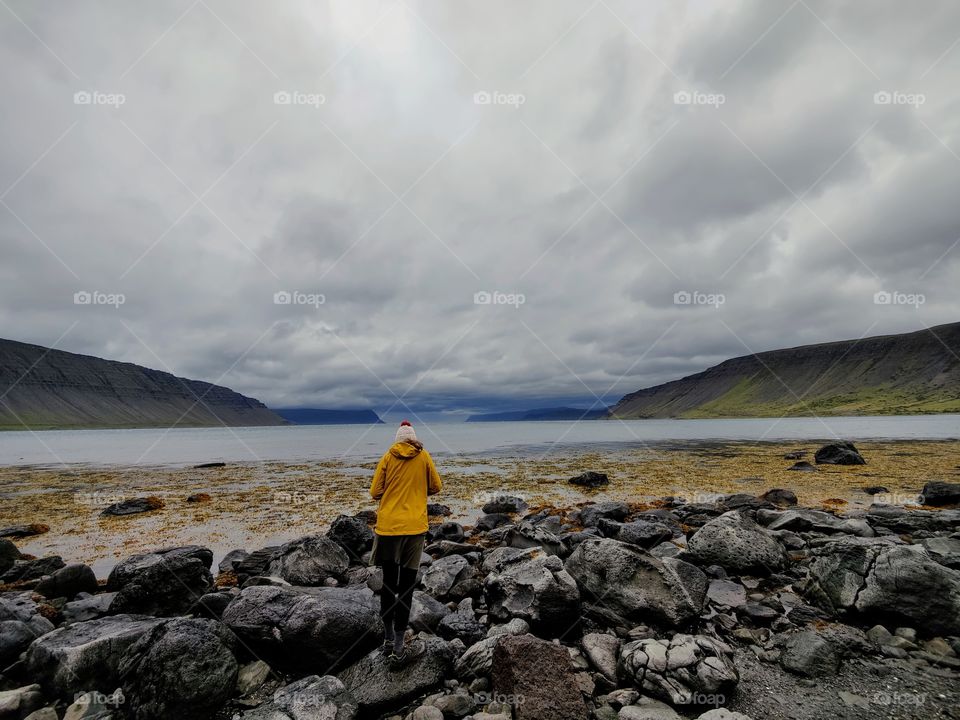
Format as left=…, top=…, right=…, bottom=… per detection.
left=1, top=415, right=958, bottom=467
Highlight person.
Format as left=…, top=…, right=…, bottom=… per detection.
left=369, top=420, right=442, bottom=663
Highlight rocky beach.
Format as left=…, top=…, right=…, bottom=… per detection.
left=0, top=441, right=958, bottom=719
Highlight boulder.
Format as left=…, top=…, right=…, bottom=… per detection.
left=222, top=584, right=380, bottom=672
left=338, top=635, right=453, bottom=715
left=118, top=618, right=238, bottom=720
left=565, top=539, right=707, bottom=628
left=706, top=579, right=747, bottom=609
left=922, top=536, right=960, bottom=570
left=491, top=634, right=588, bottom=720
left=0, top=685, right=45, bottom=719
left=475, top=514, right=513, bottom=532
left=779, top=630, right=838, bottom=677
left=0, top=538, right=23, bottom=575
left=244, top=675, right=357, bottom=720
left=107, top=545, right=213, bottom=589
left=23, top=614, right=164, bottom=698
left=482, top=495, right=528, bottom=514
left=0, top=523, right=49, bottom=539
left=430, top=522, right=466, bottom=543
left=483, top=549, right=580, bottom=636
left=327, top=515, right=374, bottom=561
left=578, top=501, right=630, bottom=528
left=761, top=508, right=874, bottom=537
left=505, top=522, right=564, bottom=556
left=0, top=619, right=39, bottom=666
left=35, top=564, right=98, bottom=599
left=108, top=554, right=213, bottom=616
left=427, top=503, right=452, bottom=517
left=615, top=521, right=674, bottom=549
left=421, top=555, right=475, bottom=600
left=268, top=536, right=350, bottom=585
left=99, top=497, right=164, bottom=516
left=866, top=504, right=960, bottom=535
left=569, top=471, right=609, bottom=488
left=437, top=598, right=485, bottom=645
left=453, top=620, right=530, bottom=679
left=806, top=537, right=960, bottom=635
left=814, top=442, right=865, bottom=465
left=920, top=481, right=960, bottom=506
left=760, top=489, right=797, bottom=507
left=409, top=591, right=452, bottom=633
left=581, top=632, right=620, bottom=681
left=686, top=512, right=787, bottom=575
left=62, top=592, right=117, bottom=624
left=218, top=549, right=249, bottom=573
left=1, top=555, right=65, bottom=583
left=617, top=634, right=738, bottom=706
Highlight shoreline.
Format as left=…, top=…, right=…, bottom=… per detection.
left=2, top=439, right=959, bottom=576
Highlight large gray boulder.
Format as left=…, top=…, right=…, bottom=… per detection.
left=420, top=554, right=475, bottom=600
left=453, top=620, right=530, bottom=679
left=483, top=549, right=580, bottom=636
left=118, top=618, right=238, bottom=720
left=565, top=539, right=707, bottom=627
left=779, top=630, right=838, bottom=677
left=338, top=636, right=453, bottom=714
left=760, top=508, right=874, bottom=537
left=221, top=584, right=380, bottom=672
left=687, top=512, right=788, bottom=575
left=814, top=441, right=865, bottom=465
left=267, top=535, right=349, bottom=585
left=106, top=545, right=213, bottom=589
left=327, top=515, right=374, bottom=561
left=244, top=675, right=357, bottom=720
left=107, top=554, right=213, bottom=616
left=35, top=563, right=98, bottom=599
left=617, top=634, right=738, bottom=706
left=806, top=537, right=960, bottom=635
left=23, top=614, right=163, bottom=698
left=920, top=481, right=960, bottom=506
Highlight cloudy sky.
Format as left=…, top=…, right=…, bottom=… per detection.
left=2, top=0, right=959, bottom=419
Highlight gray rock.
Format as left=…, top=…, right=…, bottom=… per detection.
left=696, top=710, right=755, bottom=720
left=581, top=632, right=620, bottom=681
left=565, top=538, right=707, bottom=627
left=1, top=555, right=65, bottom=583
left=0, top=685, right=45, bottom=719
left=118, top=617, right=238, bottom=720
left=218, top=549, right=249, bottom=573
left=421, top=555, right=474, bottom=600
left=0, top=538, right=23, bottom=575
left=267, top=535, right=349, bottom=586
left=475, top=514, right=514, bottom=532
left=23, top=707, right=60, bottom=720
left=780, top=630, right=838, bottom=677
left=759, top=489, right=797, bottom=507
left=327, top=515, right=374, bottom=561
left=866, top=504, right=960, bottom=534
left=246, top=675, right=358, bottom=720
left=482, top=495, right=528, bottom=514
left=618, top=697, right=683, bottom=719
left=506, top=522, right=564, bottom=556
left=100, top=497, right=164, bottom=516
left=0, top=619, right=41, bottom=666
left=920, top=481, right=960, bottom=506
left=706, top=579, right=747, bottom=608
left=616, top=521, right=674, bottom=549
left=338, top=636, right=453, bottom=715
left=222, top=584, right=381, bottom=672
left=237, top=660, right=272, bottom=696
left=687, top=512, right=787, bottom=575
left=762, top=508, right=874, bottom=537
left=579, top=502, right=630, bottom=528
left=23, top=614, right=164, bottom=698
left=814, top=442, right=865, bottom=465
left=922, top=537, right=960, bottom=569
left=35, top=563, right=98, bottom=599
left=437, top=598, right=485, bottom=645
left=569, top=471, right=609, bottom=488
left=410, top=590, right=452, bottom=633
left=484, top=549, right=580, bottom=636
left=108, top=554, right=213, bottom=616
left=617, top=634, right=738, bottom=706
left=107, top=545, right=213, bottom=589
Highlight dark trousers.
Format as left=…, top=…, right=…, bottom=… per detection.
left=380, top=560, right=417, bottom=635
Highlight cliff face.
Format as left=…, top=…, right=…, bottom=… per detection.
left=610, top=322, right=960, bottom=418
left=0, top=338, right=285, bottom=429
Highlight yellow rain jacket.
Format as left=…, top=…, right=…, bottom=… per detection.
left=369, top=441, right=442, bottom=536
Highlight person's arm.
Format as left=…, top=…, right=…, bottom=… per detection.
left=370, top=455, right=387, bottom=500
left=425, top=451, right=442, bottom=496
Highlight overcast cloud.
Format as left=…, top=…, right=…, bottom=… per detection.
left=2, top=0, right=959, bottom=419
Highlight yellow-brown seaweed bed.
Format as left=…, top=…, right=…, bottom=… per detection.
left=2, top=440, right=958, bottom=575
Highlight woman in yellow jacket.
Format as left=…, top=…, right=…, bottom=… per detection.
left=369, top=420, right=442, bottom=662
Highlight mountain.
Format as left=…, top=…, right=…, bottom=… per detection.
left=610, top=322, right=960, bottom=418
left=0, top=338, right=285, bottom=430
left=466, top=406, right=609, bottom=422
left=272, top=408, right=383, bottom=425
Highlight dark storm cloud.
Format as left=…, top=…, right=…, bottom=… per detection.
left=1, top=0, right=958, bottom=414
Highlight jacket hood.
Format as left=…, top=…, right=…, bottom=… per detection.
left=389, top=441, right=422, bottom=459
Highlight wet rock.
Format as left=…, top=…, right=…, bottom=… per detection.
left=118, top=617, right=238, bottom=720
left=189, top=590, right=238, bottom=620
left=617, top=634, right=738, bottom=706
left=565, top=539, right=707, bottom=628
left=35, top=564, right=97, bottom=599
left=338, top=635, right=453, bottom=715
left=267, top=535, right=349, bottom=586
left=475, top=514, right=514, bottom=532
left=569, top=471, right=609, bottom=488
left=581, top=632, right=620, bottom=681
left=99, top=497, right=164, bottom=516
left=492, top=633, right=588, bottom=720
left=421, top=555, right=475, bottom=600
left=23, top=614, right=164, bottom=698
left=245, top=675, right=357, bottom=720
left=615, top=521, right=674, bottom=550
left=483, top=549, right=580, bottom=636
left=687, top=512, right=787, bottom=575
left=579, top=501, right=630, bottom=528
left=761, top=508, right=874, bottom=537
left=219, top=549, right=250, bottom=573
left=760, top=489, right=797, bottom=507
left=222, top=584, right=380, bottom=672
left=505, top=522, right=564, bottom=556
left=779, top=630, right=838, bottom=677
left=327, top=515, right=374, bottom=561
left=482, top=495, right=528, bottom=514
left=428, top=503, right=452, bottom=517
left=1, top=555, right=65, bottom=584
left=437, top=598, right=485, bottom=645
left=107, top=545, right=213, bottom=589
left=108, top=554, right=213, bottom=616
left=866, top=504, right=960, bottom=534
left=0, top=524, right=49, bottom=539
left=430, top=522, right=466, bottom=544
left=920, top=481, right=960, bottom=506
left=410, top=591, right=453, bottom=633
left=814, top=441, right=865, bottom=465
left=806, top=537, right=960, bottom=635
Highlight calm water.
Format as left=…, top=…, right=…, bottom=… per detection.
left=0, top=415, right=958, bottom=467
